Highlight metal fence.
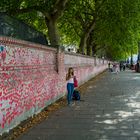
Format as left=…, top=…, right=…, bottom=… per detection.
left=0, top=13, right=48, bottom=45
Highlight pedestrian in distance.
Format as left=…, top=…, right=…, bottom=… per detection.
left=108, top=62, right=111, bottom=72
left=136, top=62, right=140, bottom=72
left=123, top=63, right=126, bottom=71
left=119, top=62, right=123, bottom=71
left=114, top=63, right=119, bottom=74
left=110, top=63, right=113, bottom=72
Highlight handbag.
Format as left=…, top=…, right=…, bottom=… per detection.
left=74, top=76, right=78, bottom=87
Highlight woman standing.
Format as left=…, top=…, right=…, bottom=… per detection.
left=66, top=67, right=74, bottom=105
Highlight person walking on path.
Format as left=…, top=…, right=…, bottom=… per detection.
left=108, top=62, right=111, bottom=72
left=119, top=62, right=123, bottom=71
left=66, top=67, right=75, bottom=105
left=123, top=63, right=126, bottom=71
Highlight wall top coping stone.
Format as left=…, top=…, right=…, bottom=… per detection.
left=65, top=51, right=101, bottom=59
left=0, top=36, right=57, bottom=52
left=0, top=36, right=109, bottom=62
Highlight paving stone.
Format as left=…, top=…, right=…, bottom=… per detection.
left=17, top=70, right=140, bottom=140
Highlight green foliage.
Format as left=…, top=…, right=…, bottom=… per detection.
left=1, top=0, right=140, bottom=60
left=17, top=12, right=48, bottom=36
left=93, top=0, right=140, bottom=60
left=59, top=0, right=140, bottom=60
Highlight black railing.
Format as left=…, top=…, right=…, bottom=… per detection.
left=0, top=13, right=48, bottom=45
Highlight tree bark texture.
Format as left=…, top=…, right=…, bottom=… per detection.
left=45, top=17, right=60, bottom=48
left=79, top=20, right=96, bottom=54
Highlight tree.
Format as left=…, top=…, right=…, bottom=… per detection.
left=59, top=0, right=97, bottom=54
left=0, top=0, right=69, bottom=48
left=1, top=0, right=140, bottom=60
left=60, top=0, right=140, bottom=59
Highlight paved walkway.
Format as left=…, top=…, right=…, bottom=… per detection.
left=17, top=70, right=140, bottom=140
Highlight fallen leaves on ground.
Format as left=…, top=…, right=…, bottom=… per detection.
left=0, top=71, right=106, bottom=140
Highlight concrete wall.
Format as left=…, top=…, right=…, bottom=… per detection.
left=64, top=52, right=108, bottom=85
left=0, top=37, right=108, bottom=134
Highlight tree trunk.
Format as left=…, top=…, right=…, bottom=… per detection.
left=86, top=35, right=92, bottom=56
left=79, top=33, right=89, bottom=54
left=79, top=20, right=96, bottom=55
left=87, top=45, right=92, bottom=56
left=44, top=0, right=69, bottom=48
left=92, top=42, right=97, bottom=56
left=45, top=17, right=60, bottom=48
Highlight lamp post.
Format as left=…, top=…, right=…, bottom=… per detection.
left=130, top=47, right=133, bottom=69
left=102, top=56, right=104, bottom=64
left=137, top=42, right=140, bottom=61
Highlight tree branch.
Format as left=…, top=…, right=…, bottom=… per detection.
left=86, top=17, right=96, bottom=34
left=82, top=12, right=94, bottom=17
left=84, top=0, right=106, bottom=34
left=4, top=6, right=45, bottom=15
left=95, top=0, right=106, bottom=14
left=96, top=45, right=107, bottom=52
left=69, top=22, right=81, bottom=37
left=52, top=0, right=69, bottom=20
left=84, top=0, right=95, bottom=12
left=75, top=13, right=86, bottom=29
